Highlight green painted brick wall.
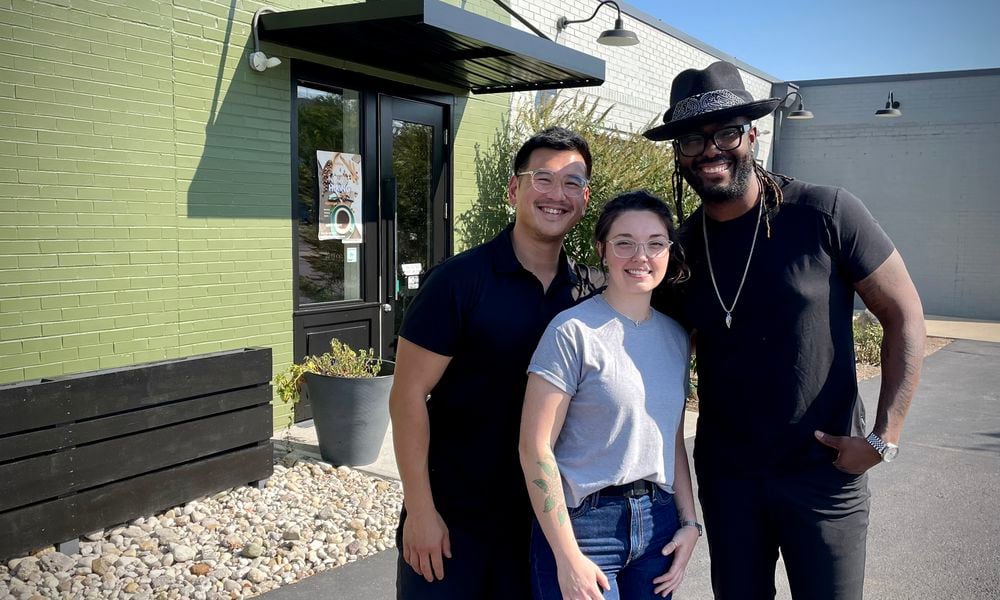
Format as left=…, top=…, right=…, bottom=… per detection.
left=0, top=0, right=512, bottom=430
left=1, top=0, right=185, bottom=386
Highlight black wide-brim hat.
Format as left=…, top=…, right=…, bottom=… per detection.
left=643, top=61, right=781, bottom=141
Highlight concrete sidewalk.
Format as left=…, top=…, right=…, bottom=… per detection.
left=263, top=322, right=1000, bottom=599
left=924, top=314, right=1000, bottom=343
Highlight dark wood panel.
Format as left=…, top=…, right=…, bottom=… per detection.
left=0, top=386, right=270, bottom=463
left=294, top=307, right=378, bottom=362
left=0, top=405, right=272, bottom=512
left=305, top=323, right=371, bottom=359
left=0, top=348, right=272, bottom=435
left=0, top=443, right=272, bottom=560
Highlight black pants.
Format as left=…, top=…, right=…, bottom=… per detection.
left=697, top=464, right=870, bottom=600
left=395, top=509, right=531, bottom=600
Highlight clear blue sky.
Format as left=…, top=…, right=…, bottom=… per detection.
left=622, top=0, right=1000, bottom=81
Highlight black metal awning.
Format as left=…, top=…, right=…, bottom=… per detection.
left=258, top=0, right=605, bottom=94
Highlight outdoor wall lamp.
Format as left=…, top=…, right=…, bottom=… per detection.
left=249, top=7, right=282, bottom=72
left=781, top=90, right=814, bottom=120
left=875, top=91, right=902, bottom=117
left=557, top=1, right=639, bottom=47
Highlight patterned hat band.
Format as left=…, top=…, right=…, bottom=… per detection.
left=670, top=89, right=747, bottom=123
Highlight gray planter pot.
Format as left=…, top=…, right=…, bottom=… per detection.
left=302, top=361, right=395, bottom=466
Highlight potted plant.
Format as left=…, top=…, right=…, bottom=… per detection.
left=274, top=340, right=394, bottom=466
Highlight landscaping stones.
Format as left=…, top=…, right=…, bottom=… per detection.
left=0, top=455, right=403, bottom=599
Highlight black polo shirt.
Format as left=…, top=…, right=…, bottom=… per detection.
left=399, top=225, right=585, bottom=527
left=660, top=177, right=894, bottom=474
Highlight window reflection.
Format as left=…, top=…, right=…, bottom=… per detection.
left=296, top=86, right=362, bottom=305
left=392, top=120, right=433, bottom=337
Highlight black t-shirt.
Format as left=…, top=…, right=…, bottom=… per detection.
left=399, top=225, right=589, bottom=526
left=662, top=177, right=894, bottom=473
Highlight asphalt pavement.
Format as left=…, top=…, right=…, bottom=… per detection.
left=262, top=339, right=1000, bottom=599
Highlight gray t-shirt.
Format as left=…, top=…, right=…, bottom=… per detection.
left=528, top=295, right=690, bottom=508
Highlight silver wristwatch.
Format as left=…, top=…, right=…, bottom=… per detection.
left=679, top=520, right=703, bottom=536
left=866, top=432, right=899, bottom=463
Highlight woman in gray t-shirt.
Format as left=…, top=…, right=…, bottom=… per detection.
left=520, top=191, right=700, bottom=599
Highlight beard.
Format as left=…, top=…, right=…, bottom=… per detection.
left=679, top=151, right=754, bottom=205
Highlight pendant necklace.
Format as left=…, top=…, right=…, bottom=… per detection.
left=703, top=195, right=763, bottom=329
left=599, top=293, right=649, bottom=328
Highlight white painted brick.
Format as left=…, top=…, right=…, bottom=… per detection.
left=511, top=0, right=776, bottom=164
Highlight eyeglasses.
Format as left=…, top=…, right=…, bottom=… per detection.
left=675, top=123, right=751, bottom=157
left=607, top=237, right=673, bottom=259
left=515, top=169, right=589, bottom=199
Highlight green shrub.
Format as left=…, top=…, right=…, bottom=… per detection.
left=687, top=354, right=698, bottom=400
left=457, top=93, right=700, bottom=265
left=853, top=314, right=884, bottom=366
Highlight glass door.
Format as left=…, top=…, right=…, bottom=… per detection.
left=378, top=96, right=448, bottom=360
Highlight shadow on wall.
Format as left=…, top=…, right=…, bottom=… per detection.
left=185, top=0, right=290, bottom=220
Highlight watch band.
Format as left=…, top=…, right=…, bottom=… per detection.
left=679, top=519, right=703, bottom=536
left=866, top=432, right=888, bottom=454
left=866, top=432, right=899, bottom=462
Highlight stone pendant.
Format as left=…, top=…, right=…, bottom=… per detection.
left=725, top=312, right=732, bottom=329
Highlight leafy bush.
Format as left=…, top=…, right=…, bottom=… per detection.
left=457, top=93, right=700, bottom=265
left=687, top=354, right=698, bottom=402
left=853, top=312, right=884, bottom=366
left=274, top=339, right=382, bottom=404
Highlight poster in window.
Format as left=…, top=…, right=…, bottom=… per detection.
left=316, top=151, right=363, bottom=243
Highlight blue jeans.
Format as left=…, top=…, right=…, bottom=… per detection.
left=530, top=485, right=680, bottom=600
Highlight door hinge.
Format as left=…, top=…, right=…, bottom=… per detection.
left=444, top=128, right=449, bottom=147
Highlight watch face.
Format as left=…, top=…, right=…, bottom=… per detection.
left=883, top=445, right=899, bottom=463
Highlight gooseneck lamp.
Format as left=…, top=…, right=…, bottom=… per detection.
left=556, top=1, right=639, bottom=47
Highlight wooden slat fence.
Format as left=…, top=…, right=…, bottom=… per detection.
left=0, top=348, right=274, bottom=560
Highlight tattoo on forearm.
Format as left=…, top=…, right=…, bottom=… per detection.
left=533, top=458, right=568, bottom=526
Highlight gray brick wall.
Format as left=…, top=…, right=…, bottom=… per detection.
left=773, top=70, right=1000, bottom=320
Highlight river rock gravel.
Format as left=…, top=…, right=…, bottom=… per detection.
left=0, top=452, right=403, bottom=599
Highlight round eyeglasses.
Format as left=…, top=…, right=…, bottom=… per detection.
left=608, top=238, right=673, bottom=259
left=675, top=123, right=751, bottom=157
left=515, top=169, right=589, bottom=199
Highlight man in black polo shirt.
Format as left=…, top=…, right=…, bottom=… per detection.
left=645, top=62, right=926, bottom=599
left=390, top=127, right=595, bottom=599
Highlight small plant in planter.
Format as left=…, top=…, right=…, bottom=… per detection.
left=274, top=339, right=394, bottom=467
left=274, top=339, right=382, bottom=404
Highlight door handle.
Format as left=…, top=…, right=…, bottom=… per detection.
left=381, top=303, right=392, bottom=313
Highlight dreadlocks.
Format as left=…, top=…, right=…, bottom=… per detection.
left=671, top=152, right=687, bottom=226
left=754, top=161, right=792, bottom=238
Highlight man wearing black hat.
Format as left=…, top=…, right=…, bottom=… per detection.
left=645, top=61, right=926, bottom=600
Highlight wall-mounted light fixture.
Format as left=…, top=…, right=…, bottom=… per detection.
left=781, top=90, right=814, bottom=120
left=249, top=7, right=282, bottom=73
left=875, top=91, right=902, bottom=117
left=557, top=1, right=639, bottom=47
